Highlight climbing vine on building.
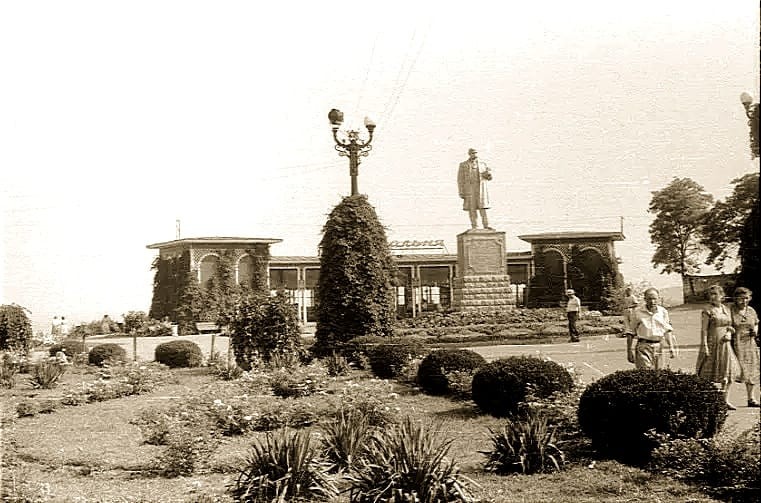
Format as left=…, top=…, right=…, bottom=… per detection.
left=148, top=247, right=270, bottom=335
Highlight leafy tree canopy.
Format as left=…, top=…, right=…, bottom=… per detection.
left=648, top=177, right=713, bottom=277
left=701, top=172, right=759, bottom=270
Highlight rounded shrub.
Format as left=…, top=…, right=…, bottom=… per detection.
left=417, top=349, right=486, bottom=395
left=154, top=340, right=203, bottom=368
left=472, top=356, right=574, bottom=417
left=88, top=343, right=127, bottom=366
left=49, top=338, right=86, bottom=358
left=368, top=342, right=427, bottom=379
left=578, top=369, right=727, bottom=465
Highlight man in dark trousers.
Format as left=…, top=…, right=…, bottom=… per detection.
left=566, top=289, right=581, bottom=342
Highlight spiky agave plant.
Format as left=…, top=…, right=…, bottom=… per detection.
left=482, top=410, right=565, bottom=475
left=321, top=404, right=373, bottom=472
left=231, top=428, right=338, bottom=502
left=348, top=415, right=474, bottom=503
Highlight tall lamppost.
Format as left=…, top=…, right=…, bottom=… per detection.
left=328, top=108, right=376, bottom=196
left=740, top=92, right=759, bottom=159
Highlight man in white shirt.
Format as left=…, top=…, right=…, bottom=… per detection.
left=627, top=287, right=678, bottom=369
left=566, top=289, right=581, bottom=342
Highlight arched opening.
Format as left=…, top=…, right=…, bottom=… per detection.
left=529, top=249, right=566, bottom=307
left=237, top=255, right=254, bottom=287
left=569, top=248, right=611, bottom=308
left=543, top=249, right=566, bottom=303
left=199, top=254, right=220, bottom=288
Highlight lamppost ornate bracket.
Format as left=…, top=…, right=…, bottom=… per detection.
left=328, top=109, right=377, bottom=196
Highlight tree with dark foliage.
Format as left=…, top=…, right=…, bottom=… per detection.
left=648, top=178, right=712, bottom=298
left=701, top=173, right=759, bottom=271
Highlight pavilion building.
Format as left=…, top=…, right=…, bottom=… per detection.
left=146, top=231, right=624, bottom=324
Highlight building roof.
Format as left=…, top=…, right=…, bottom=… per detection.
left=146, top=237, right=283, bottom=250
left=270, top=256, right=320, bottom=264
left=518, top=231, right=625, bottom=242
left=271, top=250, right=533, bottom=265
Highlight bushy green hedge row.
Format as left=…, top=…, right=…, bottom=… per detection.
left=395, top=308, right=570, bottom=329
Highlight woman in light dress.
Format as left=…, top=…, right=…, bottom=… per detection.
left=729, top=287, right=760, bottom=407
left=695, top=285, right=741, bottom=409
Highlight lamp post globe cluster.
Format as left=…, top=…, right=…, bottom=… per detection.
left=740, top=92, right=759, bottom=159
left=328, top=108, right=376, bottom=196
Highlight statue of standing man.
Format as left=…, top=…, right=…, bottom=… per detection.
left=457, top=148, right=492, bottom=229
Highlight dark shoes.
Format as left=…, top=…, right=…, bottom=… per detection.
left=748, top=399, right=760, bottom=408
left=569, top=338, right=580, bottom=343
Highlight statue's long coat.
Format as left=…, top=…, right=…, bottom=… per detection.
left=457, top=159, right=490, bottom=210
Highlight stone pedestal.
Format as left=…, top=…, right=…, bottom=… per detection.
left=452, top=229, right=515, bottom=311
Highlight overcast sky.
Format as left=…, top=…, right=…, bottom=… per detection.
left=2, top=1, right=759, bottom=332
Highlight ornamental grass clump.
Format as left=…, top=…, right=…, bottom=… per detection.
left=482, top=410, right=565, bottom=475
left=578, top=369, right=727, bottom=465
left=231, top=428, right=338, bottom=502
left=320, top=405, right=373, bottom=472
left=348, top=416, right=474, bottom=503
left=28, top=357, right=68, bottom=389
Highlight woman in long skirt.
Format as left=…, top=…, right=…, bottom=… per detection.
left=730, top=287, right=760, bottom=407
left=696, top=285, right=740, bottom=409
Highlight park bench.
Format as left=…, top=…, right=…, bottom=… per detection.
left=195, top=321, right=221, bottom=334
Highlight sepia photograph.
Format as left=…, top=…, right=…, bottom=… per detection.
left=1, top=1, right=759, bottom=501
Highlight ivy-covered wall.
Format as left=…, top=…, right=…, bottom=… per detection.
left=149, top=245, right=269, bottom=335
left=528, top=243, right=622, bottom=310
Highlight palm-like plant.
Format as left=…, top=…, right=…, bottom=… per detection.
left=231, top=428, right=338, bottom=502
left=28, top=358, right=67, bottom=389
left=349, top=416, right=474, bottom=503
left=321, top=405, right=373, bottom=471
left=482, top=410, right=565, bottom=475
